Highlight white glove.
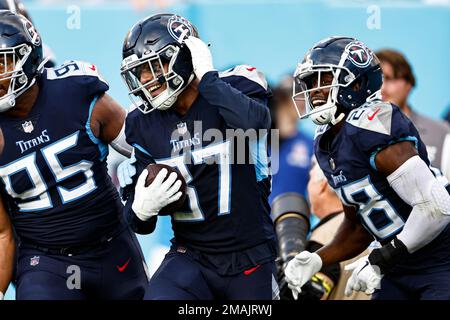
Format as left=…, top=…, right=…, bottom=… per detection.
left=117, top=155, right=137, bottom=188
left=344, top=255, right=382, bottom=296
left=0, top=291, right=4, bottom=300
left=132, top=168, right=183, bottom=221
left=284, top=251, right=323, bottom=300
left=184, top=36, right=215, bottom=81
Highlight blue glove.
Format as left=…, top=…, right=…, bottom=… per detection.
left=117, top=155, right=137, bottom=188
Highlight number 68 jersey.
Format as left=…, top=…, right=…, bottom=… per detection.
left=315, top=102, right=450, bottom=272
left=0, top=61, right=123, bottom=248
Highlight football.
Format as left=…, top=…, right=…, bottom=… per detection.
left=145, top=163, right=187, bottom=215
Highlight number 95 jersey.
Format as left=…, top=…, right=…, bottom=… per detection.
left=0, top=61, right=123, bottom=248
left=315, top=102, right=450, bottom=272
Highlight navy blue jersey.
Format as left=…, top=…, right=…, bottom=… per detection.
left=0, top=61, right=123, bottom=248
left=125, top=65, right=276, bottom=254
left=315, top=101, right=450, bottom=272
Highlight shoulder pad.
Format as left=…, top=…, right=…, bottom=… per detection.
left=46, top=60, right=108, bottom=84
left=219, top=65, right=268, bottom=91
left=345, top=102, right=393, bottom=136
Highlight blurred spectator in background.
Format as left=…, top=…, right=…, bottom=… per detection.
left=269, top=75, right=313, bottom=204
left=306, top=156, right=371, bottom=300
left=377, top=49, right=450, bottom=180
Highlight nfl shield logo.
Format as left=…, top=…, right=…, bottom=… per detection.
left=30, top=256, right=40, bottom=266
left=22, top=121, right=34, bottom=133
left=329, top=158, right=336, bottom=170
left=177, top=122, right=187, bottom=135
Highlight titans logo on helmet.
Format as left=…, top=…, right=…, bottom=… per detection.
left=22, top=19, right=41, bottom=46
left=167, top=15, right=194, bottom=43
left=346, top=41, right=373, bottom=67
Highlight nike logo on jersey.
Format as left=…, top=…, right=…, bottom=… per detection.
left=116, top=258, right=131, bottom=272
left=367, top=108, right=381, bottom=120
left=246, top=67, right=256, bottom=72
left=243, top=264, right=261, bottom=275
left=89, top=64, right=96, bottom=71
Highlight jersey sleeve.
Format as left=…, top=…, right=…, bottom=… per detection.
left=46, top=60, right=109, bottom=99
left=346, top=103, right=421, bottom=170
left=124, top=109, right=140, bottom=150
left=125, top=108, right=155, bottom=172
left=197, top=65, right=272, bottom=130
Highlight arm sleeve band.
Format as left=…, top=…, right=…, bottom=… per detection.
left=110, top=123, right=133, bottom=158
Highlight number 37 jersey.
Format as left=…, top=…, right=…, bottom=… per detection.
left=125, top=67, right=276, bottom=254
left=0, top=61, right=123, bottom=248
left=315, top=102, right=450, bottom=271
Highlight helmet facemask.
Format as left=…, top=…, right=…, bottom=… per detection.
left=0, top=43, right=35, bottom=112
left=292, top=63, right=355, bottom=125
left=121, top=44, right=194, bottom=114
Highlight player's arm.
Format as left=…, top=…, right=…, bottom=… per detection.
left=124, top=191, right=158, bottom=235
left=184, top=36, right=271, bottom=130
left=284, top=204, right=373, bottom=299
left=315, top=205, right=373, bottom=266
left=90, top=93, right=133, bottom=157
left=0, top=195, right=15, bottom=299
left=125, top=168, right=182, bottom=235
left=304, top=241, right=341, bottom=300
left=368, top=141, right=450, bottom=273
left=120, top=148, right=182, bottom=234
left=197, top=71, right=271, bottom=130
left=119, top=149, right=158, bottom=235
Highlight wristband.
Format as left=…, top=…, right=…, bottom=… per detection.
left=368, top=237, right=409, bottom=274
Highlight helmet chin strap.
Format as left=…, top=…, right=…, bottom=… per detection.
left=310, top=84, right=342, bottom=125
left=0, top=94, right=16, bottom=112
left=0, top=77, right=36, bottom=113
left=37, top=56, right=50, bottom=72
left=153, top=72, right=195, bottom=111
left=158, top=94, right=176, bottom=110
left=331, top=111, right=345, bottom=125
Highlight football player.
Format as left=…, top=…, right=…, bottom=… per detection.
left=284, top=37, right=450, bottom=300
left=0, top=0, right=56, bottom=68
left=0, top=11, right=149, bottom=300
left=118, top=14, right=278, bottom=299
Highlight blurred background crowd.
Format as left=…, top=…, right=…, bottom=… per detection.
left=4, top=0, right=450, bottom=299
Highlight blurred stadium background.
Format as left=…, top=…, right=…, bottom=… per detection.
left=4, top=0, right=450, bottom=299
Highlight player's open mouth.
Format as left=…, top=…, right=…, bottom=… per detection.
left=311, top=98, right=326, bottom=107
left=150, top=83, right=162, bottom=92
left=148, top=82, right=166, bottom=97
